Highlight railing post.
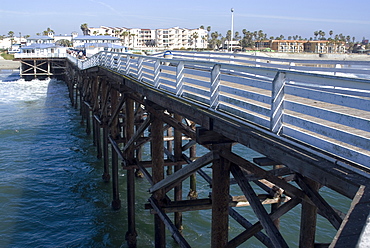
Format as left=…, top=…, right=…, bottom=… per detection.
left=210, top=64, right=221, bottom=109
left=154, top=60, right=161, bottom=88
left=176, top=61, right=184, bottom=96
left=137, top=57, right=144, bottom=81
left=270, top=71, right=286, bottom=134
left=126, top=55, right=131, bottom=75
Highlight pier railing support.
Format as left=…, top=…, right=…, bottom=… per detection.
left=270, top=71, right=286, bottom=135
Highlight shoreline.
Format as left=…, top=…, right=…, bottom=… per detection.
left=0, top=57, right=20, bottom=70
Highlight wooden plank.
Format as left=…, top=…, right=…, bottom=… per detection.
left=230, top=164, right=289, bottom=248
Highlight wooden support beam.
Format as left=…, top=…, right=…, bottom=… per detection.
left=253, top=157, right=282, bottom=166
left=196, top=127, right=233, bottom=145
left=227, top=197, right=301, bottom=248
left=110, top=88, right=121, bottom=210
left=229, top=208, right=274, bottom=248
left=123, top=115, right=152, bottom=153
left=219, top=149, right=310, bottom=203
left=330, top=185, right=370, bottom=247
left=230, top=164, right=289, bottom=248
left=125, top=96, right=138, bottom=247
left=148, top=196, right=191, bottom=248
left=149, top=151, right=214, bottom=194
left=174, top=113, right=183, bottom=232
left=211, top=143, right=232, bottom=248
left=151, top=115, right=166, bottom=247
left=298, top=176, right=319, bottom=248
left=296, top=174, right=343, bottom=230
left=145, top=195, right=290, bottom=213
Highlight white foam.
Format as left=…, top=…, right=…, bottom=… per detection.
left=0, top=78, right=53, bottom=103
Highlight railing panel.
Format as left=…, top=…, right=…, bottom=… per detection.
left=285, top=101, right=370, bottom=132
left=283, top=125, right=370, bottom=166
left=285, top=85, right=370, bottom=111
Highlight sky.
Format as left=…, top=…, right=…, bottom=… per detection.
left=1, top=0, right=369, bottom=41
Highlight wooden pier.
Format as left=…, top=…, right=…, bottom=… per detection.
left=15, top=56, right=66, bottom=81
left=55, top=51, right=370, bottom=247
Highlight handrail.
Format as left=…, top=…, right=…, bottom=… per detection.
left=67, top=51, right=370, bottom=168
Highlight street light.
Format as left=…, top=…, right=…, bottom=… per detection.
left=231, top=8, right=234, bottom=52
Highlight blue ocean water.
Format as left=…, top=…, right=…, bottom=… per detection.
left=0, top=70, right=350, bottom=247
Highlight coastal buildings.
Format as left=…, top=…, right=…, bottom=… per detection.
left=255, top=40, right=347, bottom=53
left=87, top=26, right=208, bottom=50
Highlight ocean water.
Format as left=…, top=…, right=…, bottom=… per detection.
left=0, top=70, right=350, bottom=247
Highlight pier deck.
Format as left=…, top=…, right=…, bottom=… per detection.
left=24, top=51, right=370, bottom=247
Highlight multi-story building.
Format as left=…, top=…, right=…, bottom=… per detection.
left=255, top=40, right=305, bottom=53
left=255, top=40, right=346, bottom=53
left=304, top=40, right=346, bottom=53
left=87, top=26, right=208, bottom=50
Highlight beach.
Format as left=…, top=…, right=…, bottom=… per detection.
left=0, top=56, right=20, bottom=69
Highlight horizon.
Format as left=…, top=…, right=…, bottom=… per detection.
left=1, top=0, right=369, bottom=41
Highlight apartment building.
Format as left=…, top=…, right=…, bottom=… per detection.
left=255, top=40, right=346, bottom=53
left=87, top=26, right=208, bottom=50
left=304, top=40, right=346, bottom=53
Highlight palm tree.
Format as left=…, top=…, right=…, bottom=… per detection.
left=314, top=31, right=319, bottom=40
left=329, top=30, right=333, bottom=38
left=192, top=32, right=199, bottom=49
left=8, top=31, right=14, bottom=45
left=43, top=27, right=54, bottom=36
left=130, top=33, right=136, bottom=48
left=207, top=26, right=211, bottom=41
left=121, top=31, right=129, bottom=46
left=80, top=23, right=89, bottom=35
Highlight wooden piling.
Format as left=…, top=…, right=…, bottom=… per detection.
left=174, top=113, right=183, bottom=232
left=211, top=143, right=232, bottom=247
left=298, top=176, right=320, bottom=248
left=110, top=88, right=121, bottom=210
left=151, top=115, right=166, bottom=247
left=125, top=96, right=138, bottom=247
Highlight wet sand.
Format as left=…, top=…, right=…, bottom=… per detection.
left=0, top=57, right=20, bottom=69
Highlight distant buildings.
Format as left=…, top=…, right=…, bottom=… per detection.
left=87, top=26, right=208, bottom=50
left=255, top=40, right=347, bottom=53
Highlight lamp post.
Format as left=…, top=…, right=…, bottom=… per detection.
left=230, top=8, right=234, bottom=52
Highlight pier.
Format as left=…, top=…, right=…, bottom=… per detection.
left=19, top=51, right=370, bottom=247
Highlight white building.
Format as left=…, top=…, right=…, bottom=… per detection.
left=87, top=26, right=208, bottom=50
left=76, top=43, right=127, bottom=57
left=15, top=43, right=67, bottom=58
left=72, top=35, right=122, bottom=48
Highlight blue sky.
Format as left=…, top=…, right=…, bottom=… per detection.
left=1, top=0, right=369, bottom=41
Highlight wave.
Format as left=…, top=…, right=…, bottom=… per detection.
left=0, top=77, right=61, bottom=104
